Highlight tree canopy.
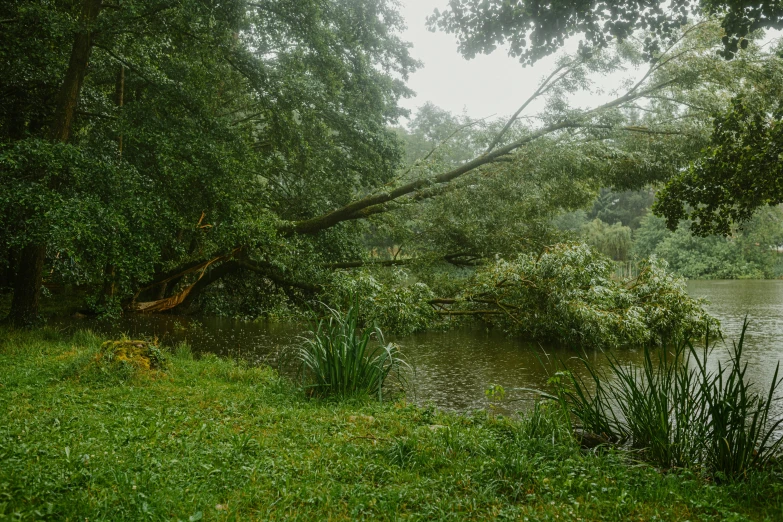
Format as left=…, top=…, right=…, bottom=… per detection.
left=1, top=1, right=780, bottom=344
left=653, top=47, right=783, bottom=235
left=0, top=0, right=419, bottom=322
left=428, top=0, right=783, bottom=64
left=428, top=1, right=783, bottom=237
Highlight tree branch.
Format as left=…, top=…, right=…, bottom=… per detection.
left=285, top=120, right=577, bottom=235
left=285, top=63, right=691, bottom=237
left=485, top=58, right=579, bottom=154
left=579, top=124, right=691, bottom=136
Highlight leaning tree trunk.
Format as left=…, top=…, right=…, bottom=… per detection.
left=8, top=0, right=103, bottom=327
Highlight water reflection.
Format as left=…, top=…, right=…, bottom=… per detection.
left=55, top=280, right=783, bottom=414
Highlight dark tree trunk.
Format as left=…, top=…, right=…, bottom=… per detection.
left=8, top=0, right=103, bottom=327
left=0, top=247, right=19, bottom=292
left=97, top=65, right=124, bottom=307
left=47, top=0, right=103, bottom=143
left=9, top=244, right=46, bottom=326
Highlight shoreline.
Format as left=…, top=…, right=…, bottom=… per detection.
left=1, top=327, right=782, bottom=520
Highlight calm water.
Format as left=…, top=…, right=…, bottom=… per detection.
left=62, top=280, right=783, bottom=413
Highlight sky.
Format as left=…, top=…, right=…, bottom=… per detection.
left=396, top=0, right=610, bottom=121
left=395, top=1, right=780, bottom=123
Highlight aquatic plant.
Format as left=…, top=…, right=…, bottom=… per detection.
left=695, top=322, right=783, bottom=478
left=552, top=320, right=783, bottom=478
left=296, top=303, right=408, bottom=401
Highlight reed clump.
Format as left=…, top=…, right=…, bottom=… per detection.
left=552, top=320, right=783, bottom=479
left=296, top=304, right=408, bottom=401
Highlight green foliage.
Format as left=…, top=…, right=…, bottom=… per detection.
left=581, top=218, right=633, bottom=261
left=429, top=0, right=783, bottom=64
left=655, top=50, right=783, bottom=235
left=634, top=211, right=783, bottom=279
left=3, top=328, right=783, bottom=519
left=326, top=269, right=436, bottom=335
left=460, top=242, right=716, bottom=348
left=0, top=0, right=418, bottom=311
left=588, top=188, right=656, bottom=230
left=3, top=0, right=781, bottom=327
left=552, top=321, right=783, bottom=478
left=297, top=304, right=408, bottom=401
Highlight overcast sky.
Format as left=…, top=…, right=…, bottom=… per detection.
left=396, top=0, right=606, bottom=121
left=395, top=1, right=781, bottom=124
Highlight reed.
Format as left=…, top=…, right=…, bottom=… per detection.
left=296, top=303, right=408, bottom=401
left=694, top=321, right=783, bottom=477
left=553, top=320, right=783, bottom=478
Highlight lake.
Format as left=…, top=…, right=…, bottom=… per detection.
left=62, top=280, right=783, bottom=413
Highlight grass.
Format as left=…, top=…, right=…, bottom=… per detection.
left=0, top=328, right=782, bottom=520
left=296, top=304, right=408, bottom=401
left=552, top=320, right=783, bottom=478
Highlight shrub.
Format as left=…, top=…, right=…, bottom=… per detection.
left=458, top=242, right=716, bottom=348
left=326, top=268, right=436, bottom=335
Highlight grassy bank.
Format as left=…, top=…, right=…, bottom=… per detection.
left=1, top=329, right=782, bottom=521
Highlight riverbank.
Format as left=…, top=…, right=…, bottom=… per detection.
left=1, top=328, right=782, bottom=521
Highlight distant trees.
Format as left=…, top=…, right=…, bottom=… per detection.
left=633, top=208, right=783, bottom=278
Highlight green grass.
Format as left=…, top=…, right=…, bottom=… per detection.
left=1, top=328, right=783, bottom=521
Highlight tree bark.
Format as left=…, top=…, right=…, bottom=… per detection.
left=8, top=0, right=103, bottom=327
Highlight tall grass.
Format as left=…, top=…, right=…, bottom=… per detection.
left=297, top=304, right=408, bottom=401
left=695, top=321, right=783, bottom=477
left=552, top=320, right=783, bottom=478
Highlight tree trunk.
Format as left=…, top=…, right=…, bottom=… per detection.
left=8, top=244, right=46, bottom=326
left=0, top=247, right=18, bottom=291
left=8, top=0, right=103, bottom=327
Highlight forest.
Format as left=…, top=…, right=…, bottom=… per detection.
left=2, top=0, right=783, bottom=520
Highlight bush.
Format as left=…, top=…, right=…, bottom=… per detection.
left=296, top=304, right=408, bottom=401
left=458, top=242, right=716, bottom=348
left=326, top=268, right=436, bottom=335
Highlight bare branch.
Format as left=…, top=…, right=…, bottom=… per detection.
left=485, top=58, right=579, bottom=154
left=579, top=124, right=691, bottom=136
left=325, top=259, right=411, bottom=269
